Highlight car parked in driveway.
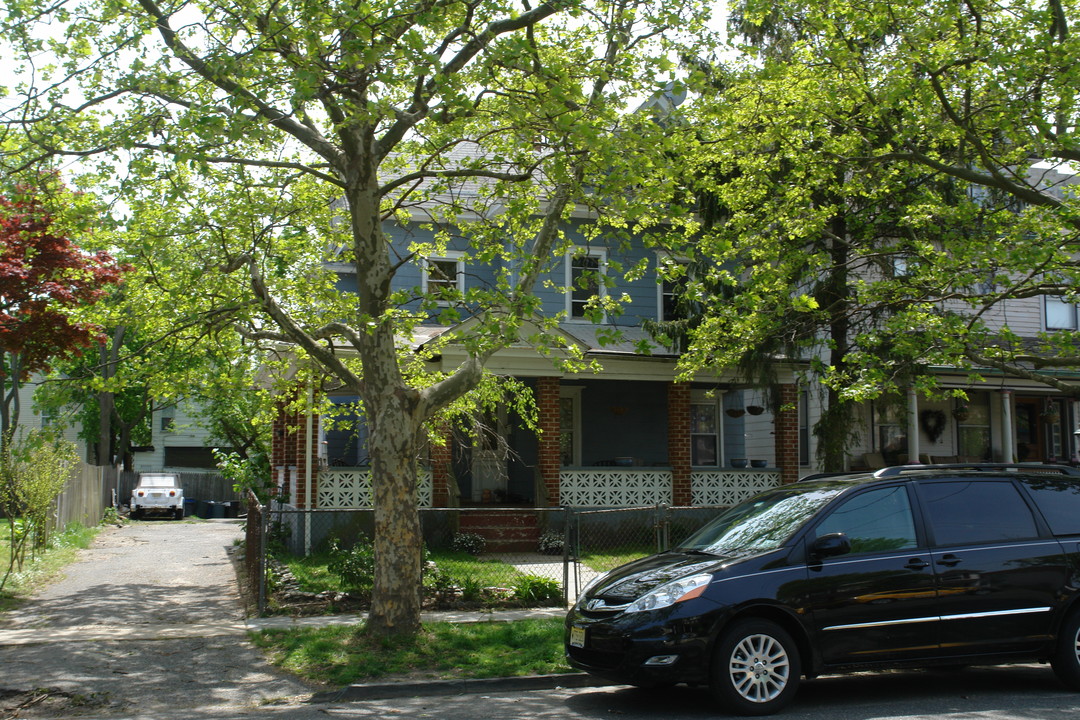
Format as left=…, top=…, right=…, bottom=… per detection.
left=130, top=473, right=184, bottom=520
left=566, top=464, right=1080, bottom=715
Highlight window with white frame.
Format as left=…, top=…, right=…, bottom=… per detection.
left=422, top=252, right=465, bottom=301
left=560, top=386, right=583, bottom=467
left=656, top=254, right=689, bottom=322
left=690, top=393, right=720, bottom=467
left=566, top=248, right=606, bottom=320
left=1045, top=295, right=1078, bottom=330
left=160, top=406, right=176, bottom=433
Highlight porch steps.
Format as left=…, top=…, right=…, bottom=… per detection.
left=459, top=510, right=540, bottom=553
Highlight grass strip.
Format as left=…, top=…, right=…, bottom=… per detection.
left=0, top=521, right=100, bottom=612
left=250, top=618, right=572, bottom=687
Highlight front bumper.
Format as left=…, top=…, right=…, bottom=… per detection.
left=564, top=605, right=717, bottom=686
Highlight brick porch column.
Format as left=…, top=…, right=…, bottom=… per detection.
left=776, top=383, right=800, bottom=485
left=668, top=382, right=692, bottom=505
left=536, top=377, right=562, bottom=506
left=430, top=426, right=454, bottom=507
left=271, top=398, right=298, bottom=501
left=271, top=387, right=321, bottom=508
left=291, top=411, right=319, bottom=509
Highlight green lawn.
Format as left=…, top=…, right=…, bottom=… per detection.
left=251, top=618, right=571, bottom=686
left=578, top=543, right=654, bottom=573
left=0, top=519, right=99, bottom=611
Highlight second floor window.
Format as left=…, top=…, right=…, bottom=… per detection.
left=567, top=249, right=606, bottom=320
left=1045, top=295, right=1077, bottom=330
left=422, top=253, right=465, bottom=302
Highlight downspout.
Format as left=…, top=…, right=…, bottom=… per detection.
left=305, top=377, right=314, bottom=556
left=1001, top=390, right=1014, bottom=463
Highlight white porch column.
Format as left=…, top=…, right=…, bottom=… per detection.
left=907, top=388, right=921, bottom=464
left=1001, top=390, right=1014, bottom=463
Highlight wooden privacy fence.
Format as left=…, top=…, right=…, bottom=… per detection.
left=51, top=463, right=118, bottom=533
left=118, top=471, right=239, bottom=504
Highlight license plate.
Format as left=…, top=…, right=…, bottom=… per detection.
left=570, top=626, right=586, bottom=648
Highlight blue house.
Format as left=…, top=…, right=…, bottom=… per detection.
left=270, top=214, right=803, bottom=525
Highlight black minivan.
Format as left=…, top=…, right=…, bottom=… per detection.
left=565, top=464, right=1080, bottom=715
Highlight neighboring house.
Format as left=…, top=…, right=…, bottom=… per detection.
left=831, top=166, right=1080, bottom=472
left=12, top=377, right=223, bottom=474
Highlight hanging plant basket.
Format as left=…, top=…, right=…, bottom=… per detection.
left=952, top=406, right=970, bottom=422
left=745, top=405, right=765, bottom=416
left=725, top=408, right=745, bottom=418
left=1043, top=411, right=1061, bottom=424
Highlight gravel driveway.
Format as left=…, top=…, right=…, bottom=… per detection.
left=0, top=520, right=313, bottom=719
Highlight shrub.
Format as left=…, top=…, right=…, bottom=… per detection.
left=450, top=532, right=486, bottom=556
left=326, top=536, right=376, bottom=593
left=512, top=574, right=562, bottom=604
left=537, top=530, right=564, bottom=555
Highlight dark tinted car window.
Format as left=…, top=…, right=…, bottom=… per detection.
left=1022, top=478, right=1080, bottom=535
left=921, top=480, right=1038, bottom=546
left=813, top=485, right=917, bottom=554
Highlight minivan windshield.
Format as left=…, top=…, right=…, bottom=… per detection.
left=678, top=486, right=846, bottom=554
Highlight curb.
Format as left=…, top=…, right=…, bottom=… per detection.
left=309, top=672, right=615, bottom=703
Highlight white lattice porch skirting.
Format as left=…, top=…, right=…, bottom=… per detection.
left=559, top=468, right=781, bottom=507
left=316, top=467, right=433, bottom=508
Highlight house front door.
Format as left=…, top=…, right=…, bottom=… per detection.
left=470, top=408, right=509, bottom=503
left=1014, top=398, right=1049, bottom=462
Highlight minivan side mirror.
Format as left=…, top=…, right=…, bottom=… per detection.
left=810, top=532, right=851, bottom=560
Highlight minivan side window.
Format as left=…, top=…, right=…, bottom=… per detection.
left=920, top=481, right=1038, bottom=546
left=1021, top=478, right=1080, bottom=535
left=813, top=485, right=918, bottom=555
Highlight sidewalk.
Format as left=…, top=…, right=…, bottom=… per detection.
left=0, top=606, right=568, bottom=646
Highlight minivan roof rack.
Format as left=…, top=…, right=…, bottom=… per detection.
left=874, top=463, right=1080, bottom=477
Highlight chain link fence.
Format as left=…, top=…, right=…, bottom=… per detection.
left=241, top=501, right=729, bottom=615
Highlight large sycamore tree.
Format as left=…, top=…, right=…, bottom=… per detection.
left=673, top=0, right=1080, bottom=448
left=1, top=0, right=707, bottom=633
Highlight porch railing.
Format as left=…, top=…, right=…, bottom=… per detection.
left=316, top=467, right=433, bottom=508
left=559, top=468, right=672, bottom=507
left=691, top=470, right=782, bottom=505
left=559, top=467, right=781, bottom=507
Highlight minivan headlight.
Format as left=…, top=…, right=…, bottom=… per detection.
left=624, top=573, right=712, bottom=614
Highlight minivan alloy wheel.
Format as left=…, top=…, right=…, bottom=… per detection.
left=711, top=618, right=801, bottom=716
left=1052, top=608, right=1080, bottom=690
left=730, top=633, right=789, bottom=702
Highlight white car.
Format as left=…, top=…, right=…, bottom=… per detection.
left=130, top=473, right=185, bottom=520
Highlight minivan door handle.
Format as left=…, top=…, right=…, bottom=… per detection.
left=904, top=558, right=930, bottom=570
left=937, top=554, right=961, bottom=567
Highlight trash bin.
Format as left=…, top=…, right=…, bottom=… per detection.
left=196, top=500, right=210, bottom=518
left=208, top=501, right=226, bottom=519
left=183, top=498, right=196, bottom=517
left=225, top=501, right=240, bottom=519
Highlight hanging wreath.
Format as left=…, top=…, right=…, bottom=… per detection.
left=919, top=409, right=947, bottom=443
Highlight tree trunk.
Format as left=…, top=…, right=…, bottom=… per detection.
left=365, top=392, right=424, bottom=636
left=818, top=211, right=852, bottom=472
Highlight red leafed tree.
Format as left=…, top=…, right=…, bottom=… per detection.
left=0, top=191, right=127, bottom=443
